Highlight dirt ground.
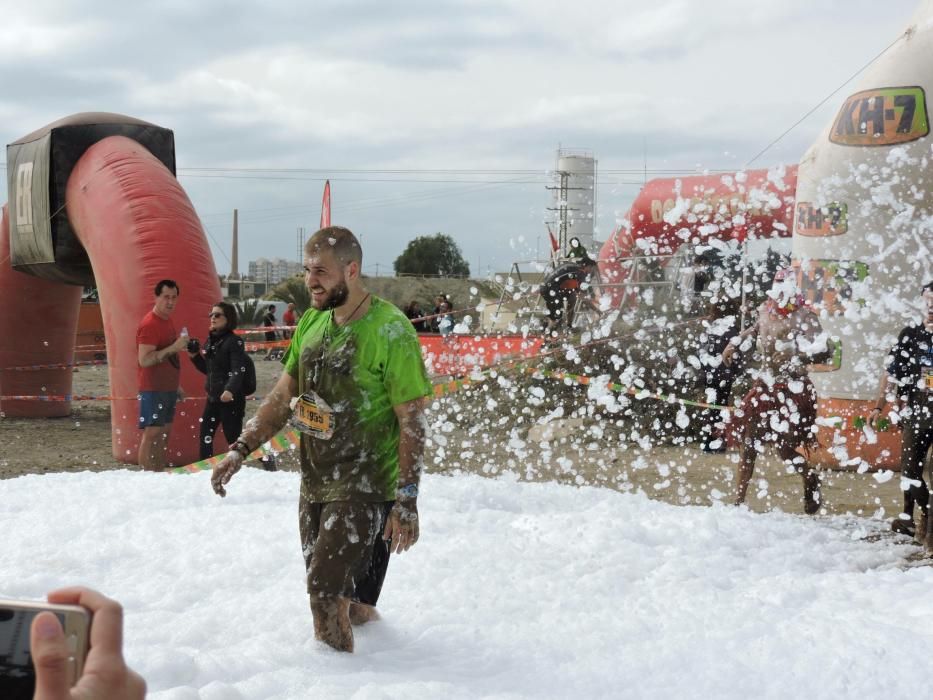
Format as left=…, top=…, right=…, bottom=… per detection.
left=0, top=354, right=906, bottom=525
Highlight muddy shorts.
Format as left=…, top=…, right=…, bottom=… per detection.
left=299, top=499, right=393, bottom=605
left=735, top=377, right=817, bottom=448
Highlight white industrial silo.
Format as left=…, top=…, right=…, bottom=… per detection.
left=549, top=148, right=597, bottom=254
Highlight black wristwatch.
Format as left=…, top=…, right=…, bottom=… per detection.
left=231, top=439, right=252, bottom=458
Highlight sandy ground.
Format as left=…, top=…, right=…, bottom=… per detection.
left=0, top=354, right=906, bottom=523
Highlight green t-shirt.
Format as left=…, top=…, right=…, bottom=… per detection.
left=282, top=296, right=432, bottom=502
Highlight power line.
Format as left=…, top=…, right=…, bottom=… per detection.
left=0, top=162, right=733, bottom=175
left=745, top=29, right=908, bottom=167
left=180, top=173, right=552, bottom=184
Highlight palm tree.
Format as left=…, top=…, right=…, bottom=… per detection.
left=269, top=276, right=310, bottom=315
left=232, top=298, right=262, bottom=326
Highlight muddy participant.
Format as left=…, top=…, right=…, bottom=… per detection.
left=722, top=268, right=832, bottom=513
left=869, top=281, right=933, bottom=547
left=136, top=280, right=189, bottom=470
left=210, top=226, right=431, bottom=653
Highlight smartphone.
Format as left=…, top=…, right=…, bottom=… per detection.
left=0, top=598, right=91, bottom=699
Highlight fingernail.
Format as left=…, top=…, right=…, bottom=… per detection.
left=34, top=614, right=61, bottom=640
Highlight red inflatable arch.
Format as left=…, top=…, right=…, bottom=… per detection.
left=1, top=114, right=220, bottom=465
left=597, top=166, right=798, bottom=306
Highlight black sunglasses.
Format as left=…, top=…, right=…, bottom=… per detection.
left=209, top=312, right=225, bottom=319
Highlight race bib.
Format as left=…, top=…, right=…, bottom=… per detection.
left=289, top=391, right=334, bottom=439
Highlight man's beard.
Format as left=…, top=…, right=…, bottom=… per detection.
left=312, top=279, right=349, bottom=311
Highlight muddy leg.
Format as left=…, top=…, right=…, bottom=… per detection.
left=781, top=444, right=821, bottom=515
left=309, top=596, right=353, bottom=652
left=735, top=444, right=757, bottom=506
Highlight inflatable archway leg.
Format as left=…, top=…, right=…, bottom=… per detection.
left=65, top=136, right=222, bottom=465
left=809, top=397, right=901, bottom=471
left=0, top=205, right=83, bottom=418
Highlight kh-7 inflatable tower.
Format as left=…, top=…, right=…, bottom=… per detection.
left=598, top=2, right=933, bottom=470
left=791, top=0, right=933, bottom=470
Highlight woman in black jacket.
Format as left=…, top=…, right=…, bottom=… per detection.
left=188, top=301, right=249, bottom=459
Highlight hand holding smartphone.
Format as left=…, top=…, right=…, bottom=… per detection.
left=0, top=598, right=89, bottom=698
left=0, top=587, right=145, bottom=700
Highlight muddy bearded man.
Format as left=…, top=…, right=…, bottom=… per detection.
left=210, top=226, right=432, bottom=652
left=722, top=268, right=833, bottom=513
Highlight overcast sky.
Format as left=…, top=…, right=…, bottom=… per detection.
left=0, top=0, right=922, bottom=277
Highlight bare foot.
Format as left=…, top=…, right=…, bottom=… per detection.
left=349, top=602, right=381, bottom=626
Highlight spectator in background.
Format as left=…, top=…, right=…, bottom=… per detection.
left=540, top=258, right=600, bottom=334
left=566, top=236, right=591, bottom=263
left=283, top=302, right=297, bottom=339
left=405, top=300, right=429, bottom=333
left=188, top=302, right=249, bottom=459
left=678, top=259, right=697, bottom=311
left=136, top=279, right=189, bottom=470
left=693, top=253, right=712, bottom=296
left=868, top=281, right=933, bottom=547
left=437, top=300, right=454, bottom=336
left=696, top=298, right=741, bottom=452
left=262, top=304, right=277, bottom=359
left=431, top=294, right=447, bottom=333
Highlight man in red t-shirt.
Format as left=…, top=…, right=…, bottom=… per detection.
left=283, top=302, right=297, bottom=339
left=137, top=279, right=190, bottom=470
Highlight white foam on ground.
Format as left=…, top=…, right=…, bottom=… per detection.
left=1, top=469, right=929, bottom=699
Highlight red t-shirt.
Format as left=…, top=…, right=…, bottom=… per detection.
left=136, top=311, right=181, bottom=392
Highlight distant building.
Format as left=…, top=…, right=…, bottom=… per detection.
left=222, top=277, right=269, bottom=300
left=248, top=257, right=303, bottom=285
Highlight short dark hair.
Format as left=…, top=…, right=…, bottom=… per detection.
left=923, top=281, right=933, bottom=294
left=154, top=279, right=178, bottom=296
left=305, top=226, right=363, bottom=266
left=214, top=301, right=238, bottom=330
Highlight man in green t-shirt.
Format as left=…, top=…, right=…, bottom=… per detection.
left=210, top=226, right=432, bottom=653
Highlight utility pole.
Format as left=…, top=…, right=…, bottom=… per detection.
left=230, top=209, right=239, bottom=279
left=545, top=169, right=585, bottom=253
left=296, top=227, right=306, bottom=262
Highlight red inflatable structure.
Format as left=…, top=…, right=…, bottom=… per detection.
left=0, top=206, right=83, bottom=417
left=597, top=166, right=798, bottom=304
left=0, top=114, right=221, bottom=465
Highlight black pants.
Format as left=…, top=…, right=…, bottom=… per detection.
left=199, top=396, right=246, bottom=459
left=699, top=371, right=734, bottom=449
left=900, top=412, right=933, bottom=518
left=545, top=289, right=578, bottom=328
